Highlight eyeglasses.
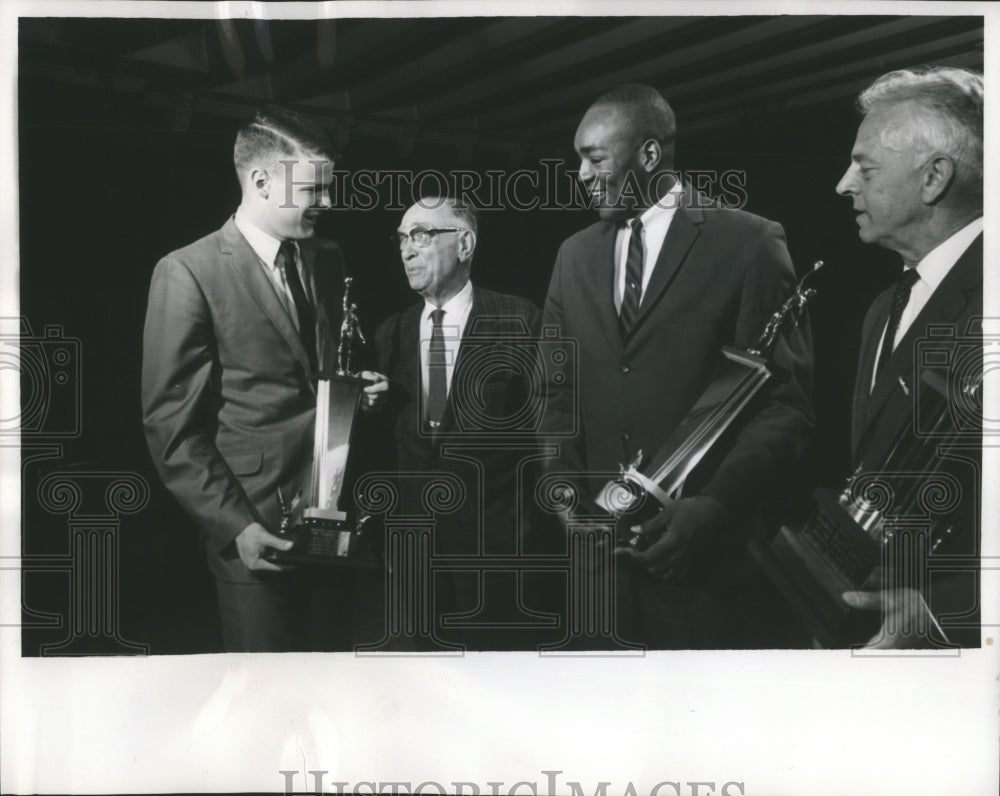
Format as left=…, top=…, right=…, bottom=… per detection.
left=393, top=227, right=469, bottom=248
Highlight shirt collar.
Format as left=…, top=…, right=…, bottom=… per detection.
left=914, top=217, right=983, bottom=292
left=637, top=179, right=685, bottom=227
left=234, top=208, right=294, bottom=270
left=422, top=279, right=474, bottom=324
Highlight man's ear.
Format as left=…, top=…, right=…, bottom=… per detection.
left=639, top=138, right=662, bottom=173
left=458, top=229, right=477, bottom=263
left=921, top=154, right=955, bottom=204
left=250, top=167, right=271, bottom=199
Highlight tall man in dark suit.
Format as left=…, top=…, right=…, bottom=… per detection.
left=542, top=84, right=815, bottom=648
left=366, top=197, right=544, bottom=649
left=834, top=67, right=983, bottom=648
left=142, top=107, right=383, bottom=652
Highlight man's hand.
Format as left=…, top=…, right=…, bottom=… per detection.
left=614, top=495, right=727, bottom=582
left=841, top=587, right=948, bottom=649
left=359, top=370, right=389, bottom=411
left=235, top=522, right=294, bottom=572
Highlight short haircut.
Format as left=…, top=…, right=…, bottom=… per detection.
left=233, top=106, right=337, bottom=184
left=417, top=195, right=479, bottom=236
left=412, top=196, right=478, bottom=265
left=446, top=198, right=479, bottom=237
left=858, top=67, right=983, bottom=191
left=591, top=83, right=677, bottom=156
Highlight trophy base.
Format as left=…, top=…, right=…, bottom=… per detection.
left=264, top=515, right=377, bottom=568
left=750, top=489, right=882, bottom=647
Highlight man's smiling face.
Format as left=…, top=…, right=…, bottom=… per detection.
left=261, top=151, right=334, bottom=240
left=574, top=106, right=647, bottom=221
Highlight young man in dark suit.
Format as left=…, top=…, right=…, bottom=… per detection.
left=834, top=67, right=983, bottom=649
left=142, top=107, right=382, bottom=652
left=541, top=84, right=815, bottom=648
left=361, top=197, right=546, bottom=650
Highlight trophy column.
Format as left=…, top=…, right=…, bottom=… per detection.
left=267, top=277, right=375, bottom=566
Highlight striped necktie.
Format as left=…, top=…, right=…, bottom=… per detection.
left=619, top=217, right=644, bottom=335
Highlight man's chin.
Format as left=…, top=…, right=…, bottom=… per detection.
left=856, top=226, right=877, bottom=245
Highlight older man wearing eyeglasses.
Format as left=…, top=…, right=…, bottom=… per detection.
left=356, top=195, right=550, bottom=651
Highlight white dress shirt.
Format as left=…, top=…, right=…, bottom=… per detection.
left=613, top=180, right=685, bottom=314
left=869, top=216, right=982, bottom=390
left=420, top=280, right=475, bottom=401
left=234, top=209, right=316, bottom=333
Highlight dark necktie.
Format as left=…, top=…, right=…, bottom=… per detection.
left=619, top=217, right=644, bottom=335
left=427, top=308, right=447, bottom=429
left=874, top=267, right=920, bottom=380
left=276, top=240, right=317, bottom=374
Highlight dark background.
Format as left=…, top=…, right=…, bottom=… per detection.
left=16, top=14, right=984, bottom=654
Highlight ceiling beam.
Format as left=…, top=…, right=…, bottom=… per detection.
left=679, top=29, right=983, bottom=130
left=455, top=16, right=829, bottom=131
left=680, top=50, right=983, bottom=140
left=125, top=27, right=211, bottom=72
left=520, top=16, right=965, bottom=141
left=360, top=16, right=700, bottom=118
left=332, top=17, right=564, bottom=110
left=208, top=18, right=423, bottom=103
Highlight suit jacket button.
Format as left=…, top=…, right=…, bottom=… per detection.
left=621, top=365, right=630, bottom=374
left=621, top=432, right=631, bottom=441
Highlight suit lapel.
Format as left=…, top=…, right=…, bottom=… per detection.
left=853, top=234, right=982, bottom=458
left=627, top=184, right=704, bottom=342
left=223, top=219, right=315, bottom=388
left=399, top=301, right=424, bottom=430
left=851, top=290, right=891, bottom=456
left=587, top=222, right=624, bottom=353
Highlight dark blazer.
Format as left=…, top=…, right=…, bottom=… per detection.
left=850, top=233, right=982, bottom=646
left=142, top=217, right=344, bottom=584
left=369, top=287, right=543, bottom=646
left=851, top=234, right=983, bottom=462
left=542, top=186, right=815, bottom=522
left=374, top=287, right=542, bottom=555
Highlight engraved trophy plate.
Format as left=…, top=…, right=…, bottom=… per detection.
left=265, top=277, right=376, bottom=567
